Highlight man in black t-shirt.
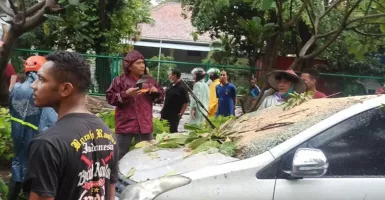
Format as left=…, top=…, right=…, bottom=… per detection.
left=161, top=69, right=189, bottom=133
left=25, top=51, right=118, bottom=200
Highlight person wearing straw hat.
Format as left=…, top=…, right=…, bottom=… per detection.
left=207, top=67, right=220, bottom=116
left=258, top=69, right=307, bottom=110
left=190, top=67, right=209, bottom=125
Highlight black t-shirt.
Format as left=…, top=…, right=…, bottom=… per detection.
left=161, top=81, right=189, bottom=118
left=25, top=113, right=118, bottom=200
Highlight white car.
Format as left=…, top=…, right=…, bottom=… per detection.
left=119, top=95, right=385, bottom=200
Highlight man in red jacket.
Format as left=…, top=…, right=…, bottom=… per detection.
left=106, top=50, right=164, bottom=160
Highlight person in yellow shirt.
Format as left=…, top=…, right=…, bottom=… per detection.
left=207, top=68, right=220, bottom=116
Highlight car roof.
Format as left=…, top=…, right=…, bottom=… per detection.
left=269, top=95, right=385, bottom=158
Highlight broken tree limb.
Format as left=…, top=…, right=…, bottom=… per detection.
left=23, top=5, right=46, bottom=32
left=25, top=0, right=46, bottom=16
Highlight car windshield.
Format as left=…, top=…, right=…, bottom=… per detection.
left=230, top=96, right=376, bottom=159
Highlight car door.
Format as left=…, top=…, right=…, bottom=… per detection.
left=274, top=107, right=385, bottom=200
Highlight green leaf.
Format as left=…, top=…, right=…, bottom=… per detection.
left=125, top=167, right=136, bottom=179
left=380, top=25, right=385, bottom=33
left=186, top=138, right=208, bottom=150
left=164, top=170, right=179, bottom=177
left=184, top=123, right=202, bottom=131
left=147, top=152, right=160, bottom=159
left=43, top=14, right=63, bottom=22
left=158, top=141, right=180, bottom=148
left=134, top=141, right=152, bottom=149
left=219, top=142, right=237, bottom=157
left=69, top=0, right=79, bottom=5
left=143, top=145, right=158, bottom=153
left=192, top=140, right=221, bottom=154
left=166, top=134, right=189, bottom=145
left=156, top=133, right=168, bottom=143
left=262, top=0, right=274, bottom=10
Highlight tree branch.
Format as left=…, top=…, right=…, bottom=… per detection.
left=19, top=0, right=26, bottom=26
left=353, top=28, right=385, bottom=36
left=319, top=0, right=344, bottom=20
left=284, top=3, right=306, bottom=29
left=302, top=0, right=363, bottom=60
left=316, top=24, right=362, bottom=38
left=0, top=0, right=14, bottom=17
left=372, top=0, right=385, bottom=10
left=26, top=0, right=45, bottom=17
left=347, top=13, right=385, bottom=24
left=275, top=0, right=284, bottom=30
left=304, top=0, right=316, bottom=32
left=22, top=6, right=46, bottom=32
left=365, top=0, right=373, bottom=16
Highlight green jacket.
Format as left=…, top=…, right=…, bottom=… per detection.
left=189, top=80, right=209, bottom=125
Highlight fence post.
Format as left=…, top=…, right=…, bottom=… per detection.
left=205, top=61, right=210, bottom=82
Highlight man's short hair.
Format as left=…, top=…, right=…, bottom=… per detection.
left=171, top=68, right=181, bottom=79
left=46, top=51, right=91, bottom=93
left=302, top=68, right=320, bottom=80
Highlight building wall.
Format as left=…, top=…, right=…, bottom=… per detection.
left=134, top=46, right=208, bottom=73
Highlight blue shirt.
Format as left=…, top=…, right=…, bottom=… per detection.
left=9, top=72, right=58, bottom=182
left=250, top=86, right=261, bottom=98
left=216, top=83, right=237, bottom=117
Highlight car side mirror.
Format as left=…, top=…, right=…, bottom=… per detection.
left=291, top=148, right=329, bottom=178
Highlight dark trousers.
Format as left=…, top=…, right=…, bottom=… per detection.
left=116, top=133, right=153, bottom=161
left=8, top=180, right=22, bottom=200
left=161, top=115, right=180, bottom=133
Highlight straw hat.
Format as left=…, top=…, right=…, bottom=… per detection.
left=266, top=69, right=307, bottom=94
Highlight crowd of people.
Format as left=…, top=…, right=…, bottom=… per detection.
left=5, top=49, right=331, bottom=200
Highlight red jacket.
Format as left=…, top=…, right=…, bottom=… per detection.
left=106, top=50, right=164, bottom=134
left=106, top=75, right=164, bottom=134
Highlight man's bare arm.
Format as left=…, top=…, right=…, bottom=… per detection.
left=180, top=103, right=188, bottom=117
left=108, top=184, right=116, bottom=200
left=29, top=192, right=54, bottom=200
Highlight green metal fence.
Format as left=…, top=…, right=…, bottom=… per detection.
left=12, top=49, right=122, bottom=96
left=11, top=48, right=385, bottom=98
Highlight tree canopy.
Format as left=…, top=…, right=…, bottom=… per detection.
left=18, top=0, right=152, bottom=54
left=182, top=0, right=385, bottom=71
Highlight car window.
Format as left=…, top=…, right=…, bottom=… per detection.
left=280, top=107, right=385, bottom=177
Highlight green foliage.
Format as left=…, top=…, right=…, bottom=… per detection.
left=0, top=177, right=7, bottom=200
left=283, top=92, right=313, bottom=111
left=152, top=118, right=171, bottom=138
left=18, top=0, right=152, bottom=54
left=0, top=107, right=13, bottom=166
left=237, top=86, right=249, bottom=96
left=184, top=0, right=385, bottom=74
left=134, top=116, right=238, bottom=157
left=147, top=54, right=177, bottom=85
left=320, top=37, right=385, bottom=76
left=96, top=110, right=115, bottom=132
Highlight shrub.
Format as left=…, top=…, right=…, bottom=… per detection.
left=0, top=108, right=13, bottom=167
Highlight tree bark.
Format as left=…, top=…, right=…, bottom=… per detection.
left=0, top=26, right=24, bottom=106
left=0, top=0, right=61, bottom=106
left=243, top=32, right=283, bottom=113
left=296, top=20, right=316, bottom=71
